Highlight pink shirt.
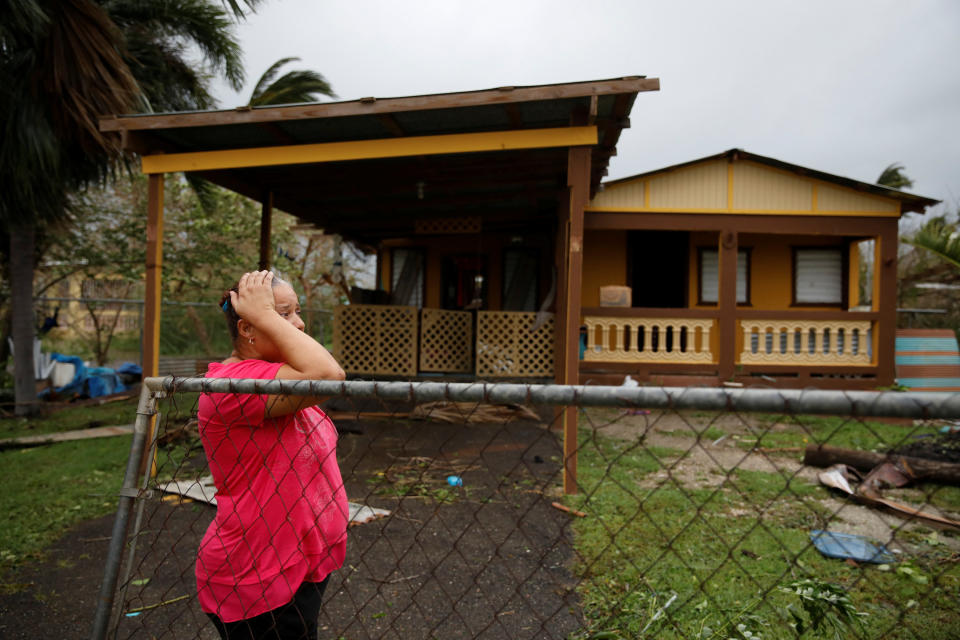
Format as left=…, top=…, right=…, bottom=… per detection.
left=195, top=359, right=348, bottom=622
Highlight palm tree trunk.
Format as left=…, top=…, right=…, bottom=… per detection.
left=10, top=222, right=37, bottom=416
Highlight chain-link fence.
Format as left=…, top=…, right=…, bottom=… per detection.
left=93, top=379, right=960, bottom=640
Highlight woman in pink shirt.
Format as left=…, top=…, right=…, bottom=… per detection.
left=197, top=270, right=348, bottom=639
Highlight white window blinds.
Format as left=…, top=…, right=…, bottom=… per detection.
left=795, top=248, right=842, bottom=304
left=700, top=249, right=748, bottom=304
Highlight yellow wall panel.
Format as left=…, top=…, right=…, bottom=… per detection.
left=733, top=162, right=813, bottom=211
left=817, top=183, right=898, bottom=213
left=590, top=178, right=646, bottom=208
left=582, top=229, right=627, bottom=307
left=649, top=160, right=727, bottom=209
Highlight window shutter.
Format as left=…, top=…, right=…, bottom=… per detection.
left=700, top=249, right=748, bottom=304
left=795, top=249, right=842, bottom=304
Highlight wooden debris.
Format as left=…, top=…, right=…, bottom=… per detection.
left=551, top=501, right=587, bottom=518
left=0, top=424, right=134, bottom=449
left=410, top=401, right=541, bottom=424
left=804, top=444, right=960, bottom=485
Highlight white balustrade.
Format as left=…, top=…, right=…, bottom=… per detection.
left=583, top=317, right=715, bottom=363
left=739, top=319, right=872, bottom=365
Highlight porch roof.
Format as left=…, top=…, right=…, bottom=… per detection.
left=603, top=148, right=940, bottom=214
left=100, top=77, right=659, bottom=243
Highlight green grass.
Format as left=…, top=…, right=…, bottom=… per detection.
left=736, top=413, right=942, bottom=453
left=0, top=396, right=144, bottom=579
left=0, top=435, right=131, bottom=571
left=565, top=426, right=960, bottom=639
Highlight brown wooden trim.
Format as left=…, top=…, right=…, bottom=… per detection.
left=876, top=224, right=898, bottom=385
left=737, top=364, right=878, bottom=374
left=585, top=212, right=894, bottom=236
left=579, top=362, right=720, bottom=374
left=717, top=230, right=738, bottom=380
left=101, top=78, right=660, bottom=133
left=563, top=145, right=590, bottom=495
left=258, top=191, right=273, bottom=271
left=144, top=174, right=164, bottom=380
left=580, top=307, right=719, bottom=319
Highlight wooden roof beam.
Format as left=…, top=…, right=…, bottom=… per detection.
left=140, top=126, right=598, bottom=174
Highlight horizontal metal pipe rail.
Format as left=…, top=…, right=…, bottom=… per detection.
left=148, top=377, right=960, bottom=420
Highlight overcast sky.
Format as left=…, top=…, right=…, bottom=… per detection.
left=210, top=0, right=960, bottom=220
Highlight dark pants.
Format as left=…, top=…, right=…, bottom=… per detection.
left=207, top=578, right=330, bottom=640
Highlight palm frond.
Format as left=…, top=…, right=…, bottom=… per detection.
left=877, top=162, right=914, bottom=190
left=219, top=0, right=262, bottom=19
left=904, top=216, right=960, bottom=271
left=248, top=60, right=336, bottom=106
left=249, top=56, right=299, bottom=104
left=108, top=0, right=245, bottom=95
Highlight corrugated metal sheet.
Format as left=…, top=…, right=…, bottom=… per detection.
left=818, top=183, right=898, bottom=213
left=648, top=160, right=727, bottom=209
left=732, top=161, right=813, bottom=211
left=895, top=329, right=960, bottom=391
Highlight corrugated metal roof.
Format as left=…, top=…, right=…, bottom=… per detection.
left=100, top=77, right=658, bottom=242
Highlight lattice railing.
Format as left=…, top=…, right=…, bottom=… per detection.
left=419, top=308, right=472, bottom=373
left=582, top=316, right=715, bottom=363
left=476, top=311, right=554, bottom=377
left=334, top=304, right=418, bottom=376
left=740, top=319, right=872, bottom=365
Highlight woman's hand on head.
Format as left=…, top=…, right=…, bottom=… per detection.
left=230, top=271, right=277, bottom=324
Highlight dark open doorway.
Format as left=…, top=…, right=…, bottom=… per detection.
left=628, top=230, right=688, bottom=308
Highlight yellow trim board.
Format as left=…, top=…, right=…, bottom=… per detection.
left=585, top=206, right=900, bottom=218
left=141, top=126, right=598, bottom=174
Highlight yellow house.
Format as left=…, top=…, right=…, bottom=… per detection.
left=580, top=149, right=938, bottom=388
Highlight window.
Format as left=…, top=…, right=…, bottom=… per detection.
left=793, top=248, right=843, bottom=305
left=699, top=248, right=749, bottom=304
left=390, top=248, right=424, bottom=307
left=502, top=249, right=539, bottom=311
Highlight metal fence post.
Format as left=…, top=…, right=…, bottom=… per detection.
left=90, top=382, right=159, bottom=640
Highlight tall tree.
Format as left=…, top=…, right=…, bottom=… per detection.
left=247, top=56, right=335, bottom=106
left=0, top=0, right=249, bottom=414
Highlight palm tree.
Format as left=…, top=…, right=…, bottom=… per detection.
left=248, top=57, right=336, bottom=106
left=904, top=216, right=960, bottom=271
left=1, top=0, right=249, bottom=415
left=877, top=163, right=915, bottom=190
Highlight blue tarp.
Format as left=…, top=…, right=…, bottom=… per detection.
left=810, top=530, right=897, bottom=564
left=38, top=353, right=126, bottom=399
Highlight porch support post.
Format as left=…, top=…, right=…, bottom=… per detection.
left=717, top=229, right=739, bottom=381
left=874, top=221, right=898, bottom=385
left=559, top=144, right=590, bottom=495
left=258, top=191, right=273, bottom=271
left=144, top=174, right=165, bottom=380
left=140, top=173, right=164, bottom=476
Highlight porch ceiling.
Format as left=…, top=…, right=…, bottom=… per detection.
left=101, top=77, right=659, bottom=243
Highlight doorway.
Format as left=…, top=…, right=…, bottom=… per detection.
left=628, top=230, right=688, bottom=308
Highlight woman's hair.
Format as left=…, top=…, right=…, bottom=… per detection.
left=219, top=272, right=291, bottom=341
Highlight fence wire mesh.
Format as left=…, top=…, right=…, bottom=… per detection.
left=96, top=379, right=960, bottom=640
